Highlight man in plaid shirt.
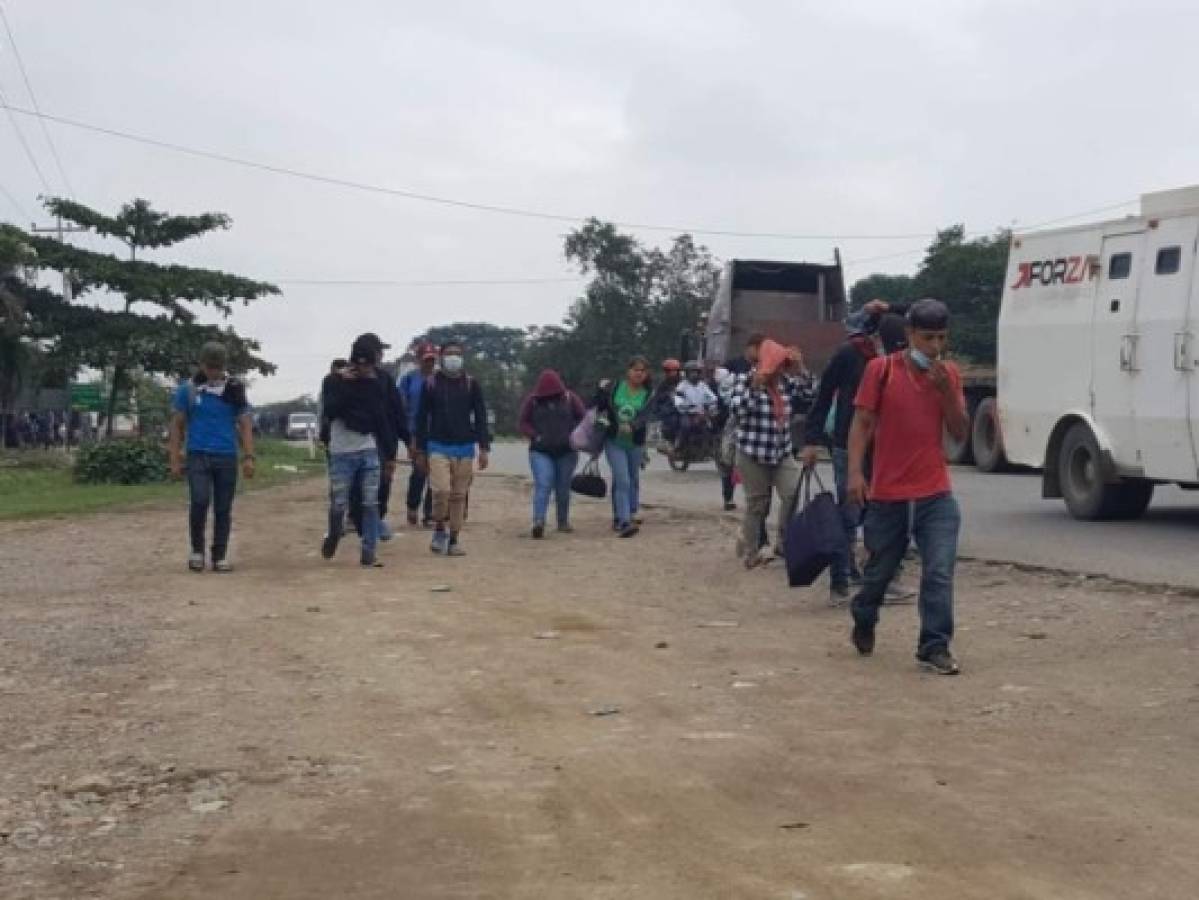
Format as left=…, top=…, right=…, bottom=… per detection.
left=730, top=339, right=810, bottom=568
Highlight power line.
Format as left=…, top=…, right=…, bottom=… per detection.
left=0, top=173, right=30, bottom=220
left=0, top=3, right=74, bottom=197
left=0, top=100, right=943, bottom=241
left=0, top=83, right=50, bottom=194
left=274, top=276, right=581, bottom=287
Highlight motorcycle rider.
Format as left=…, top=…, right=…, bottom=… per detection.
left=650, top=359, right=684, bottom=445
left=674, top=361, right=718, bottom=454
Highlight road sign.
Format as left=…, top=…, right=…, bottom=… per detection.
left=69, top=383, right=103, bottom=412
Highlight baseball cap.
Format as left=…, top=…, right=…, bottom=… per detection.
left=350, top=334, right=382, bottom=366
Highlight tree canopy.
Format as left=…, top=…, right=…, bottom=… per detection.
left=1, top=197, right=279, bottom=434
left=850, top=226, right=1011, bottom=364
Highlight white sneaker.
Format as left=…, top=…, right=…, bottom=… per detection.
left=188, top=552, right=204, bottom=572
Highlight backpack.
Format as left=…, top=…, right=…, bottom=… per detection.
left=530, top=394, right=577, bottom=456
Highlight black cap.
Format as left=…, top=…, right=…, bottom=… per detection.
left=357, top=332, right=390, bottom=353
left=350, top=334, right=382, bottom=366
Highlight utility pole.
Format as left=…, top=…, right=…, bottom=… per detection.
left=31, top=215, right=86, bottom=447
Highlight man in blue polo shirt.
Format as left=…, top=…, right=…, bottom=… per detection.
left=168, top=342, right=255, bottom=572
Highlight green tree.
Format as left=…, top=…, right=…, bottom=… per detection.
left=849, top=272, right=918, bottom=307
left=0, top=232, right=35, bottom=443
left=524, top=219, right=720, bottom=392
left=850, top=226, right=1010, bottom=364
left=912, top=226, right=1010, bottom=364
left=5, top=197, right=279, bottom=436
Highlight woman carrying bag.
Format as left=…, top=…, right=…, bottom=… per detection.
left=593, top=356, right=653, bottom=538
left=518, top=369, right=586, bottom=539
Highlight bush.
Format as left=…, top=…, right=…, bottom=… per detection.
left=74, top=439, right=168, bottom=485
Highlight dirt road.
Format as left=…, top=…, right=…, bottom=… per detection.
left=1, top=474, right=1197, bottom=899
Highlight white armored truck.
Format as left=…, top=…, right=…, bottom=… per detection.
left=998, top=186, right=1199, bottom=519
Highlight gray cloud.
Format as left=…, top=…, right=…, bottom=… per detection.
left=1, top=0, right=1195, bottom=400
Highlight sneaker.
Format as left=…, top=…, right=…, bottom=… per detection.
left=829, top=583, right=851, bottom=607
left=361, top=554, right=383, bottom=568
left=321, top=531, right=340, bottom=560
left=884, top=584, right=917, bottom=605
left=430, top=529, right=449, bottom=555
left=212, top=558, right=233, bottom=574
left=378, top=520, right=393, bottom=542
left=530, top=524, right=545, bottom=540
left=446, top=538, right=466, bottom=557
left=723, top=502, right=737, bottom=512
left=188, top=552, right=205, bottom=572
left=851, top=623, right=875, bottom=656
left=918, top=647, right=960, bottom=675
left=557, top=523, right=574, bottom=534
left=406, top=509, right=419, bottom=526
left=618, top=522, right=639, bottom=538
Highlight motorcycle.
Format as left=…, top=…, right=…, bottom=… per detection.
left=658, top=411, right=718, bottom=472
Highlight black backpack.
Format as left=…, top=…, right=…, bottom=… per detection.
left=530, top=394, right=576, bottom=457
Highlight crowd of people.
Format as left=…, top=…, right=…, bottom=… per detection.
left=169, top=296, right=967, bottom=675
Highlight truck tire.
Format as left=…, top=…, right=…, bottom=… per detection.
left=1058, top=422, right=1154, bottom=520
left=943, top=424, right=974, bottom=466
left=971, top=397, right=1006, bottom=472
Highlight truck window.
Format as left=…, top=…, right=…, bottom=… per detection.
left=1108, top=253, right=1132, bottom=279
left=1155, top=246, right=1181, bottom=275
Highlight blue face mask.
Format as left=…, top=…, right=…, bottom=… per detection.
left=909, top=349, right=933, bottom=371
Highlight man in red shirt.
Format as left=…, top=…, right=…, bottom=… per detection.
left=847, top=299, right=969, bottom=674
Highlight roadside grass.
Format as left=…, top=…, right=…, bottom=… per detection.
left=0, top=440, right=325, bottom=522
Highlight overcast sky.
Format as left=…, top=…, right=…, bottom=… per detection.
left=2, top=0, right=1196, bottom=401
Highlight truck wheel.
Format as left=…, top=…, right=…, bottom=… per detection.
left=1058, top=423, right=1153, bottom=520
left=943, top=424, right=974, bottom=466
left=972, top=397, right=1006, bottom=472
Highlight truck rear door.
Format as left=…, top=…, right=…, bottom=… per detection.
left=1093, top=232, right=1142, bottom=467
left=1136, top=217, right=1199, bottom=480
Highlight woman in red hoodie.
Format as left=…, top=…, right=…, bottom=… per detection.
left=518, top=369, right=586, bottom=539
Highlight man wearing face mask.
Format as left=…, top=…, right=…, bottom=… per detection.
left=846, top=299, right=969, bottom=675
left=413, top=340, right=491, bottom=556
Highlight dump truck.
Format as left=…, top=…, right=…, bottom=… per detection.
left=701, top=258, right=849, bottom=373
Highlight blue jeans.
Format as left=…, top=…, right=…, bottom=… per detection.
left=529, top=450, right=578, bottom=526
left=830, top=448, right=862, bottom=586
left=187, top=452, right=238, bottom=559
left=851, top=493, right=960, bottom=657
left=604, top=442, right=643, bottom=526
left=328, top=450, right=381, bottom=558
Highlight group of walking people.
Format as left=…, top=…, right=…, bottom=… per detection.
left=170, top=296, right=968, bottom=675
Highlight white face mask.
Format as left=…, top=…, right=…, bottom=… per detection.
left=442, top=355, right=464, bottom=374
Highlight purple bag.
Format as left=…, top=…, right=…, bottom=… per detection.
left=570, top=408, right=605, bottom=455
left=784, top=468, right=848, bottom=587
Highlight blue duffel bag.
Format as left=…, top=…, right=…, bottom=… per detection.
left=784, top=467, right=849, bottom=587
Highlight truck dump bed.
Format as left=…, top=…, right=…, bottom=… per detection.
left=704, top=259, right=848, bottom=372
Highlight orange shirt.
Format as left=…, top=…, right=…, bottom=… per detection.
left=854, top=353, right=965, bottom=502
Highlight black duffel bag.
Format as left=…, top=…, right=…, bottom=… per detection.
left=570, top=456, right=607, bottom=499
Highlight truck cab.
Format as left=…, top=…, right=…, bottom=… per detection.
left=998, top=186, right=1199, bottom=519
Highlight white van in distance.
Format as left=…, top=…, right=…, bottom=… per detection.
left=998, top=186, right=1199, bottom=519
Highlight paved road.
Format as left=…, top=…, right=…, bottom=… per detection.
left=486, top=442, right=1199, bottom=588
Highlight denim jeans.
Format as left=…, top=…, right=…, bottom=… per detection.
left=851, top=493, right=960, bottom=657
left=529, top=450, right=578, bottom=526
left=329, top=449, right=381, bottom=558
left=605, top=442, right=643, bottom=526
left=830, top=448, right=862, bottom=587
left=187, top=453, right=238, bottom=559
